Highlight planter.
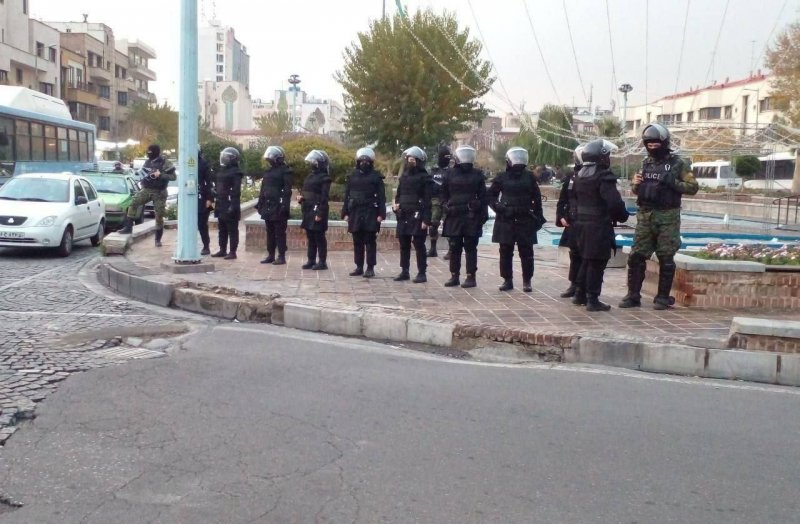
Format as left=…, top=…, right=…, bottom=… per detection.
left=245, top=217, right=401, bottom=252
left=643, top=253, right=800, bottom=309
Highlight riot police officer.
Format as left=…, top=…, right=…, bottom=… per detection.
left=393, top=146, right=432, bottom=283
left=555, top=145, right=583, bottom=298
left=212, top=147, right=243, bottom=260
left=197, top=149, right=214, bottom=256
left=441, top=146, right=488, bottom=289
left=489, top=147, right=544, bottom=292
left=342, top=147, right=386, bottom=278
left=299, top=150, right=332, bottom=270
left=428, top=144, right=450, bottom=258
left=120, top=144, right=176, bottom=247
left=572, top=139, right=629, bottom=311
left=257, top=145, right=293, bottom=265
left=620, top=123, right=699, bottom=310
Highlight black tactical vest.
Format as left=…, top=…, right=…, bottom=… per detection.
left=447, top=169, right=483, bottom=213
left=574, top=166, right=610, bottom=221
left=637, top=155, right=682, bottom=210
left=499, top=170, right=535, bottom=211
left=348, top=170, right=380, bottom=206
left=430, top=167, right=446, bottom=198
left=397, top=170, right=428, bottom=212
left=302, top=171, right=327, bottom=205
left=140, top=157, right=171, bottom=191
left=262, top=166, right=289, bottom=202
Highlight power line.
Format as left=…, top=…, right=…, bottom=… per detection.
left=604, top=0, right=620, bottom=112
left=674, top=0, right=692, bottom=93
left=520, top=0, right=561, bottom=106
left=702, top=0, right=730, bottom=87
left=644, top=0, right=649, bottom=111
left=561, top=0, right=589, bottom=106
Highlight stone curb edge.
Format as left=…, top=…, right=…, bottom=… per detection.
left=96, top=260, right=800, bottom=388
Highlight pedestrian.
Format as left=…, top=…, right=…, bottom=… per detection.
left=393, top=146, right=432, bottom=283
left=256, top=145, right=292, bottom=265
left=555, top=146, right=583, bottom=298
left=619, top=123, right=699, bottom=310
left=572, top=139, right=630, bottom=311
left=299, top=150, right=332, bottom=270
left=211, top=147, right=243, bottom=260
left=428, top=144, right=450, bottom=259
left=197, top=148, right=213, bottom=256
left=441, top=145, right=488, bottom=289
left=489, top=147, right=545, bottom=292
left=120, top=143, right=176, bottom=249
left=342, top=147, right=386, bottom=278
left=112, top=161, right=124, bottom=174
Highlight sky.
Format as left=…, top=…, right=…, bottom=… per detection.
left=32, top=0, right=800, bottom=120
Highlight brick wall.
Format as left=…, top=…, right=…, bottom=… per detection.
left=245, top=220, right=401, bottom=252
left=729, top=333, right=800, bottom=353
left=644, top=260, right=800, bottom=309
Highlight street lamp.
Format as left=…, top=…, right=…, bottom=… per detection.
left=288, top=74, right=301, bottom=132
left=618, top=83, right=633, bottom=180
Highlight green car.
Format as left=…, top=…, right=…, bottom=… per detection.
left=80, top=171, right=144, bottom=230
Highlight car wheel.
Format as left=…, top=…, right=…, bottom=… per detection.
left=90, top=221, right=105, bottom=247
left=56, top=226, right=73, bottom=257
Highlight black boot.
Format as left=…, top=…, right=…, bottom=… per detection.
left=211, top=250, right=227, bottom=258
left=261, top=254, right=275, bottom=264
left=363, top=266, right=375, bottom=278
left=653, top=258, right=677, bottom=310
left=301, top=260, right=315, bottom=269
left=586, top=295, right=611, bottom=312
left=461, top=274, right=476, bottom=289
left=560, top=284, right=577, bottom=298
left=499, top=279, right=513, bottom=292
left=444, top=273, right=460, bottom=287
left=154, top=228, right=163, bottom=247
left=572, top=288, right=587, bottom=305
left=119, top=217, right=133, bottom=235
left=443, top=250, right=451, bottom=261
left=224, top=252, right=237, bottom=260
left=522, top=279, right=532, bottom=293
left=312, top=262, right=328, bottom=270
left=413, top=273, right=427, bottom=283
left=273, top=255, right=286, bottom=265
left=350, top=267, right=364, bottom=276
left=394, top=270, right=410, bottom=282
left=619, top=256, right=647, bottom=308
left=427, top=238, right=438, bottom=258
left=200, top=245, right=211, bottom=256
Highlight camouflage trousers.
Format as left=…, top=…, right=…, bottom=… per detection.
left=631, top=208, right=681, bottom=258
left=128, top=188, right=168, bottom=228
left=430, top=197, right=443, bottom=239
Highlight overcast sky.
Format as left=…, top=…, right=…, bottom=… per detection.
left=33, top=0, right=800, bottom=118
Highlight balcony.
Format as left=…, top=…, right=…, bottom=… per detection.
left=65, top=82, right=99, bottom=106
left=130, top=88, right=157, bottom=104
left=88, top=65, right=111, bottom=84
left=129, top=62, right=157, bottom=82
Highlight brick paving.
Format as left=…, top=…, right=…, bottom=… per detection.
left=127, top=228, right=800, bottom=344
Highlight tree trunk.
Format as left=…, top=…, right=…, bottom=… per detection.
left=793, top=149, right=800, bottom=194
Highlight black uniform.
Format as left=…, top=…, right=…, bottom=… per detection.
left=257, top=164, right=293, bottom=260
left=556, top=168, right=581, bottom=290
left=213, top=165, right=243, bottom=255
left=301, top=169, right=332, bottom=266
left=489, top=167, right=544, bottom=288
left=442, top=165, right=488, bottom=279
left=197, top=153, right=213, bottom=252
left=395, top=166, right=432, bottom=276
left=573, top=165, right=629, bottom=303
left=342, top=165, right=386, bottom=271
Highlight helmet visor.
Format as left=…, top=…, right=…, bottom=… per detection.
left=454, top=146, right=477, bottom=165
left=505, top=147, right=529, bottom=167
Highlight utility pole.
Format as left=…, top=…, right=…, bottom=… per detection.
left=174, top=0, right=200, bottom=263
left=619, top=83, right=633, bottom=181
left=288, top=74, right=301, bottom=132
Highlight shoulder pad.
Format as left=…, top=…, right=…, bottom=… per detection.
left=599, top=172, right=619, bottom=182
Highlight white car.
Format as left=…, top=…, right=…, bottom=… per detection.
left=0, top=173, right=106, bottom=257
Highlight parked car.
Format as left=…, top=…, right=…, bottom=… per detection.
left=0, top=172, right=106, bottom=256
left=144, top=177, right=179, bottom=217
left=80, top=171, right=143, bottom=229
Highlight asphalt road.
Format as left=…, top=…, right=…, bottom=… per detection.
left=1, top=323, right=798, bottom=523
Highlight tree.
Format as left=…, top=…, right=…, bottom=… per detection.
left=280, top=136, right=356, bottom=188
left=336, top=9, right=493, bottom=154
left=766, top=20, right=800, bottom=126
left=597, top=116, right=623, bottom=138
left=535, top=105, right=578, bottom=167
left=126, top=102, right=179, bottom=150
left=734, top=155, right=761, bottom=179
left=255, top=111, right=293, bottom=138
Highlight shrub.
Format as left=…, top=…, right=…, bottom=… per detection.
left=694, top=243, right=800, bottom=265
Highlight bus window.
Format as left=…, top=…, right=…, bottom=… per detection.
left=44, top=126, right=56, bottom=160
left=57, top=127, right=68, bottom=161
left=88, top=131, right=95, bottom=160
left=30, top=122, right=44, bottom=161
left=68, top=129, right=79, bottom=161
left=0, top=117, right=13, bottom=178
left=15, top=120, right=30, bottom=161
left=78, top=131, right=88, bottom=161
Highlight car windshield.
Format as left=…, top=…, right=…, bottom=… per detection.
left=84, top=175, right=129, bottom=194
left=0, top=177, right=70, bottom=202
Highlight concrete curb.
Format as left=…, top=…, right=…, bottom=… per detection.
left=95, top=258, right=800, bottom=387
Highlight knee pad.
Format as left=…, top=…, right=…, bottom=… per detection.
left=628, top=252, right=648, bottom=268
left=657, top=254, right=676, bottom=270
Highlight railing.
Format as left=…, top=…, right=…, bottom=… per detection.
left=67, top=82, right=97, bottom=94
left=773, top=194, right=800, bottom=230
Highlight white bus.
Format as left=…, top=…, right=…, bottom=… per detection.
left=691, top=160, right=742, bottom=189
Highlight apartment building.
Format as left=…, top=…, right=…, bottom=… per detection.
left=0, top=0, right=60, bottom=97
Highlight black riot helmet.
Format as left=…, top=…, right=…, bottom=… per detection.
left=454, top=145, right=477, bottom=171
left=305, top=149, right=330, bottom=172
left=436, top=144, right=452, bottom=169
left=263, top=145, right=285, bottom=166
left=146, top=144, right=161, bottom=160
left=641, top=123, right=671, bottom=157
left=355, top=147, right=375, bottom=170
left=580, top=139, right=618, bottom=168
left=505, top=147, right=529, bottom=170
left=220, top=146, right=241, bottom=167
left=402, top=146, right=427, bottom=169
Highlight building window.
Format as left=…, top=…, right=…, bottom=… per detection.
left=36, top=41, right=44, bottom=58
left=216, top=75, right=223, bottom=82
left=216, top=54, right=223, bottom=62
left=724, top=105, right=733, bottom=119
left=48, top=47, right=56, bottom=62
left=699, top=107, right=721, bottom=120
left=117, top=91, right=127, bottom=106
left=22, top=0, right=28, bottom=15
left=217, top=32, right=224, bottom=41
left=39, top=82, right=53, bottom=96
left=216, top=65, right=224, bottom=73
left=98, top=116, right=110, bottom=131
left=759, top=97, right=773, bottom=112
left=216, top=43, right=223, bottom=52
left=15, top=68, right=22, bottom=84
left=99, top=85, right=110, bottom=99
left=0, top=70, right=7, bottom=84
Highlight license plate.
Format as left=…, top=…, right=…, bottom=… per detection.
left=0, top=230, right=24, bottom=239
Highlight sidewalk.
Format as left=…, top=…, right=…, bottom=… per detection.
left=124, top=227, right=797, bottom=346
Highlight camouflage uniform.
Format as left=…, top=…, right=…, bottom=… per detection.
left=621, top=153, right=699, bottom=309
left=127, top=156, right=176, bottom=229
